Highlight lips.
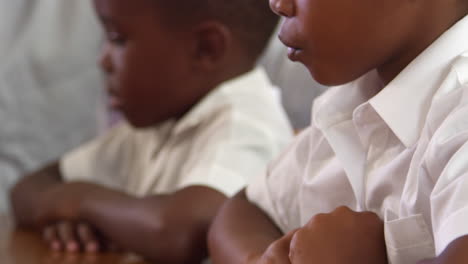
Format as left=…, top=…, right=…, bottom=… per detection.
left=108, top=96, right=123, bottom=110
left=106, top=85, right=123, bottom=109
left=287, top=47, right=302, bottom=61
left=278, top=34, right=303, bottom=62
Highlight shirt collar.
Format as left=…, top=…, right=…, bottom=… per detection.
left=369, top=15, right=468, bottom=147
left=171, top=67, right=273, bottom=135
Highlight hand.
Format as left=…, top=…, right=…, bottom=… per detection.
left=42, top=221, right=103, bottom=254
left=289, top=206, right=387, bottom=264
left=248, top=229, right=298, bottom=264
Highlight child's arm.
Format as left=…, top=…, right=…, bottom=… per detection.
left=72, top=184, right=226, bottom=263
left=11, top=162, right=109, bottom=252
left=10, top=162, right=63, bottom=228
left=208, top=190, right=289, bottom=264
left=208, top=192, right=389, bottom=264
left=13, top=168, right=226, bottom=263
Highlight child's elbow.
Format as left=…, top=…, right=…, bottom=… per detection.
left=9, top=180, right=31, bottom=226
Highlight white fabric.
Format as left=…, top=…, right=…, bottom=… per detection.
left=0, top=0, right=105, bottom=212
left=61, top=67, right=293, bottom=197
left=247, top=15, right=468, bottom=264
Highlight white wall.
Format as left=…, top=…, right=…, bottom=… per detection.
left=0, top=0, right=105, bottom=212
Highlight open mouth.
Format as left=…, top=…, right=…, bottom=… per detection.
left=278, top=35, right=303, bottom=61
left=287, top=47, right=301, bottom=58
left=108, top=95, right=122, bottom=110
left=106, top=86, right=123, bottom=109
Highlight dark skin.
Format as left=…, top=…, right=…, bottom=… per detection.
left=10, top=0, right=254, bottom=263
left=95, top=0, right=250, bottom=128
left=287, top=206, right=387, bottom=264
left=208, top=190, right=285, bottom=264
left=275, top=0, right=468, bottom=86
left=209, top=0, right=468, bottom=262
left=209, top=192, right=387, bottom=264
left=11, top=163, right=226, bottom=264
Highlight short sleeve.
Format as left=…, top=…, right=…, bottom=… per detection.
left=430, top=140, right=468, bottom=254
left=59, top=122, right=135, bottom=189
left=246, top=128, right=312, bottom=233
left=177, top=107, right=293, bottom=197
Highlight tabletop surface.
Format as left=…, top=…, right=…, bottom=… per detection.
left=0, top=215, right=151, bottom=264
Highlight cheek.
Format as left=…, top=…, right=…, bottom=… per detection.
left=299, top=6, right=388, bottom=84
left=114, top=48, right=146, bottom=92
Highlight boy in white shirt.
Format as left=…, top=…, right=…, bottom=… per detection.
left=10, top=0, right=292, bottom=263
left=208, top=0, right=468, bottom=264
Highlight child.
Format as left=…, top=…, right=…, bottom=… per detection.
left=208, top=0, right=468, bottom=263
left=10, top=0, right=293, bottom=263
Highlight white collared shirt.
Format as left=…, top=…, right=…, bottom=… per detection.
left=247, top=15, right=468, bottom=264
left=60, top=67, right=293, bottom=197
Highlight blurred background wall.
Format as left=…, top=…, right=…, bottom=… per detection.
left=0, top=0, right=106, bottom=212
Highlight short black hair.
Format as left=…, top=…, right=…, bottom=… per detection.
left=154, top=0, right=279, bottom=61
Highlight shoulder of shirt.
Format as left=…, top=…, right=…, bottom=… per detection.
left=214, top=66, right=282, bottom=109
left=423, top=53, right=468, bottom=145
left=172, top=66, right=291, bottom=135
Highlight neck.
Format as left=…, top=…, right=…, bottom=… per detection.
left=377, top=5, right=467, bottom=85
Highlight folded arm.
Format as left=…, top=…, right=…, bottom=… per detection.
left=11, top=162, right=226, bottom=264
left=10, top=162, right=63, bottom=228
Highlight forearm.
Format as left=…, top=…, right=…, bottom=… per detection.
left=208, top=189, right=283, bottom=264
left=80, top=185, right=225, bottom=264
left=418, top=236, right=468, bottom=264
left=78, top=185, right=168, bottom=259
left=10, top=162, right=62, bottom=228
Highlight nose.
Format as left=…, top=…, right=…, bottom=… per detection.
left=99, top=42, right=113, bottom=74
left=269, top=0, right=294, bottom=17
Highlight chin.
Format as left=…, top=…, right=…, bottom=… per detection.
left=125, top=113, right=172, bottom=129
left=307, top=65, right=360, bottom=87
left=126, top=120, right=148, bottom=129
left=124, top=114, right=154, bottom=128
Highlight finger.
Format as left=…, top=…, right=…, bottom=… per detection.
left=289, top=227, right=316, bottom=262
left=77, top=223, right=99, bottom=253
left=263, top=242, right=292, bottom=264
left=274, top=232, right=295, bottom=262
left=333, top=206, right=352, bottom=215
left=43, top=225, right=62, bottom=252
left=57, top=221, right=79, bottom=253
left=261, top=231, right=297, bottom=264
left=283, top=229, right=299, bottom=241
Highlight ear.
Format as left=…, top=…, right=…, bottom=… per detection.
left=190, top=21, right=232, bottom=71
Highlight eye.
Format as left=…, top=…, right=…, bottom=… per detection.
left=107, top=31, right=127, bottom=46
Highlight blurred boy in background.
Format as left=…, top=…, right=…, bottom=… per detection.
left=11, top=0, right=292, bottom=263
